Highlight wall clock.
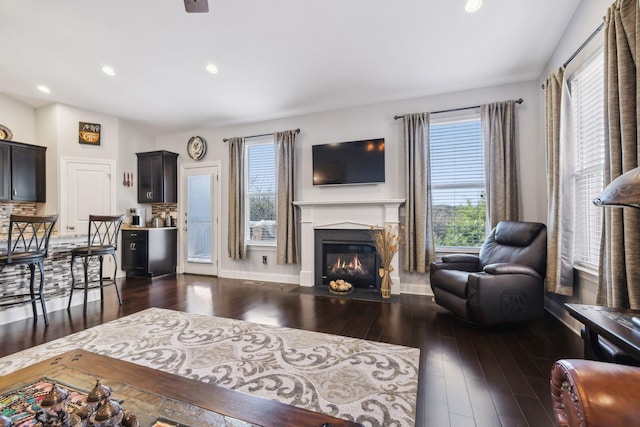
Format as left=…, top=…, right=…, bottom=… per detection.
left=187, top=136, right=207, bottom=160
left=0, top=124, right=13, bottom=140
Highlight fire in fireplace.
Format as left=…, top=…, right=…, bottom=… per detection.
left=327, top=254, right=365, bottom=275
left=315, top=229, right=381, bottom=290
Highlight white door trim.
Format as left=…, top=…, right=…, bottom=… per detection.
left=179, top=161, right=221, bottom=275
left=60, top=157, right=117, bottom=236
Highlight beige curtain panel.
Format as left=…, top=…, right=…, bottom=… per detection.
left=544, top=67, right=576, bottom=296
left=227, top=137, right=247, bottom=260
left=402, top=112, right=435, bottom=273
left=598, top=0, right=640, bottom=309
left=480, top=100, right=520, bottom=229
left=275, top=129, right=299, bottom=265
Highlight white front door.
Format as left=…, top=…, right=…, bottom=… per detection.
left=181, top=163, right=220, bottom=275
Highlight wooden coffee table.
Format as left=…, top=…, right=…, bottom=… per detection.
left=0, top=349, right=361, bottom=427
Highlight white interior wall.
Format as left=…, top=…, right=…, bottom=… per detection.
left=156, top=80, right=542, bottom=294
left=0, top=93, right=36, bottom=143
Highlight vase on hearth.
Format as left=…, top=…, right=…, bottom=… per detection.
left=371, top=224, right=401, bottom=299
left=379, top=266, right=393, bottom=298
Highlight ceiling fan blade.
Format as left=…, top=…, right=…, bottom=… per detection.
left=184, top=0, right=209, bottom=13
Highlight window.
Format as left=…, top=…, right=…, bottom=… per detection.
left=570, top=49, right=605, bottom=269
left=245, top=136, right=276, bottom=245
left=430, top=112, right=486, bottom=248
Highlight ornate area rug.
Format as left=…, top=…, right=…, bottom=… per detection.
left=0, top=308, right=419, bottom=426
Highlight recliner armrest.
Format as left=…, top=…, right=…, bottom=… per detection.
left=442, top=253, right=479, bottom=263
left=482, top=263, right=542, bottom=281
left=431, top=253, right=479, bottom=272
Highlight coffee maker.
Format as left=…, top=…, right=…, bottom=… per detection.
left=128, top=208, right=146, bottom=227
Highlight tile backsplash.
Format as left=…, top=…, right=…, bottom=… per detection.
left=0, top=202, right=38, bottom=240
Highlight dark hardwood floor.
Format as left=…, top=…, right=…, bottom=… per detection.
left=0, top=274, right=582, bottom=427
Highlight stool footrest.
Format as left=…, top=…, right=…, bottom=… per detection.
left=0, top=293, right=45, bottom=307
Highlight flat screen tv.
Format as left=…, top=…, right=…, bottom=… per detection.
left=312, top=138, right=385, bottom=186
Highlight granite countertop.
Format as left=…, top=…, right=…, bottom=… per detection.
left=121, top=225, right=178, bottom=231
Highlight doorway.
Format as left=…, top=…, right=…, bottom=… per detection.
left=60, top=158, right=116, bottom=235
left=180, top=162, right=220, bottom=275
left=60, top=157, right=117, bottom=276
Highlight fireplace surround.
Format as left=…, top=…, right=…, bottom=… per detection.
left=293, top=199, right=404, bottom=294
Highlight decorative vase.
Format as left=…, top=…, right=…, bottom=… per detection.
left=379, top=267, right=392, bottom=298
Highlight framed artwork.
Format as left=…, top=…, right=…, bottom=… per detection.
left=79, top=122, right=101, bottom=145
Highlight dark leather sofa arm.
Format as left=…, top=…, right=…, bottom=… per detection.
left=441, top=253, right=479, bottom=263
left=431, top=254, right=479, bottom=272
left=483, top=262, right=542, bottom=280
left=551, top=359, right=640, bottom=427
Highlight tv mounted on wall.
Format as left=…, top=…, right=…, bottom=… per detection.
left=312, top=138, right=385, bottom=186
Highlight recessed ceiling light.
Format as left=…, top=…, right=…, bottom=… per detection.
left=206, top=63, right=219, bottom=75
left=102, top=65, right=116, bottom=76
left=464, top=0, right=483, bottom=13
left=37, top=85, right=50, bottom=94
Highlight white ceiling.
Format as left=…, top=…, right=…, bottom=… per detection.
left=0, top=1, right=581, bottom=135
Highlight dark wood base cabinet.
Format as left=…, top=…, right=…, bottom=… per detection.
left=122, top=228, right=177, bottom=277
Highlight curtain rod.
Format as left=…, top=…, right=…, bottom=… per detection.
left=563, top=22, right=604, bottom=68
left=541, top=22, right=605, bottom=89
left=393, top=98, right=523, bottom=120
left=223, top=128, right=300, bottom=142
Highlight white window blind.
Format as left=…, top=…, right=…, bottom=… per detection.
left=570, top=49, right=604, bottom=269
left=429, top=112, right=486, bottom=248
left=245, top=136, right=276, bottom=244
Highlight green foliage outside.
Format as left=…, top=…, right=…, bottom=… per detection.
left=249, top=195, right=275, bottom=221
left=434, top=198, right=486, bottom=247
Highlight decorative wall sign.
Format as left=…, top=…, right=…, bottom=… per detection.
left=0, top=123, right=13, bottom=140
left=79, top=122, right=101, bottom=145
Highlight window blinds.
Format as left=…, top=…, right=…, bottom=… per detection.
left=570, top=49, right=604, bottom=268
left=430, top=113, right=486, bottom=247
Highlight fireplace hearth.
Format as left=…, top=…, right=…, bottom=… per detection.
left=315, top=229, right=381, bottom=290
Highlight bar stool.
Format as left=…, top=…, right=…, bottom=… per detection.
left=67, top=214, right=125, bottom=313
left=0, top=214, right=58, bottom=326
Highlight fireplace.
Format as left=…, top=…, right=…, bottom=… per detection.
left=314, top=229, right=381, bottom=290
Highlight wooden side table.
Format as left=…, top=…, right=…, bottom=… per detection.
left=565, top=303, right=640, bottom=362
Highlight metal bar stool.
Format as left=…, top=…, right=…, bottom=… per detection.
left=0, top=214, right=58, bottom=326
left=67, top=214, right=125, bottom=313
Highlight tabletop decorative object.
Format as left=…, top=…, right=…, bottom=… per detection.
left=371, top=224, right=401, bottom=298
left=0, top=379, right=140, bottom=427
left=328, top=279, right=353, bottom=295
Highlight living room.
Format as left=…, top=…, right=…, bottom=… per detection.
left=0, top=0, right=635, bottom=426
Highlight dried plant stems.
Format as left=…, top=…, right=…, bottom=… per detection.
left=370, top=224, right=401, bottom=298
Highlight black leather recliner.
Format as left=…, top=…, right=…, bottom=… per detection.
left=430, top=221, right=547, bottom=324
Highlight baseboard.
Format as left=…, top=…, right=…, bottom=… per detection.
left=544, top=295, right=582, bottom=336
left=401, top=281, right=433, bottom=296
left=217, top=268, right=299, bottom=286
left=0, top=290, right=102, bottom=326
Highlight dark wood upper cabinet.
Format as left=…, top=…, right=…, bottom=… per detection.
left=0, top=143, right=9, bottom=201
left=0, top=140, right=46, bottom=202
left=136, top=150, right=178, bottom=203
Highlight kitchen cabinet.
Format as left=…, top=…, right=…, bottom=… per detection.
left=137, top=150, right=178, bottom=203
left=121, top=228, right=177, bottom=277
left=0, top=140, right=46, bottom=202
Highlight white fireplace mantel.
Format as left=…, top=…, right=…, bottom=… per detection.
left=293, top=199, right=404, bottom=292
